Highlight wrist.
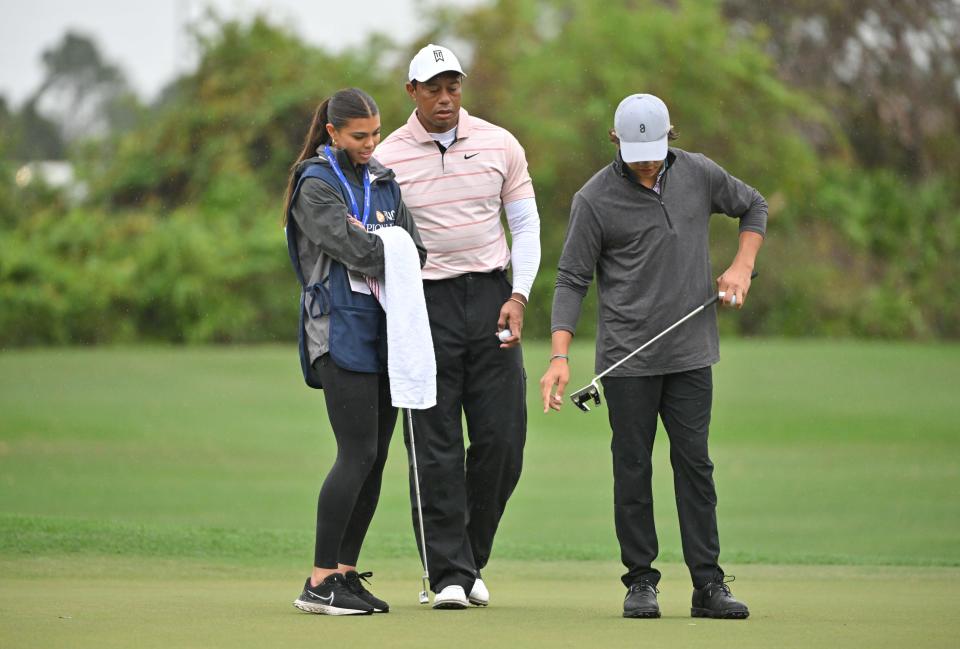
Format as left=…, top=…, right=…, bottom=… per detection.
left=550, top=354, right=569, bottom=362
left=508, top=296, right=526, bottom=309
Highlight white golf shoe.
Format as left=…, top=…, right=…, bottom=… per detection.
left=468, top=578, right=489, bottom=606
left=433, top=585, right=469, bottom=609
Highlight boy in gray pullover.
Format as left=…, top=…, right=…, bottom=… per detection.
left=540, top=94, right=765, bottom=619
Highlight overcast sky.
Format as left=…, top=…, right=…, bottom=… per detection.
left=0, top=0, right=481, bottom=106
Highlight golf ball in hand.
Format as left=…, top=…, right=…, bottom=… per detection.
left=498, top=329, right=513, bottom=342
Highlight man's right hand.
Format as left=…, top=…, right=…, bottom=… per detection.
left=539, top=359, right=570, bottom=413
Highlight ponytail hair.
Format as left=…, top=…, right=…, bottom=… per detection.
left=282, top=88, right=379, bottom=224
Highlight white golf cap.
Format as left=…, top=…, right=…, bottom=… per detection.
left=408, top=43, right=467, bottom=82
left=614, top=94, right=670, bottom=162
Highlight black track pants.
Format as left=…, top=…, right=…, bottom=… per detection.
left=601, top=367, right=724, bottom=589
left=404, top=271, right=526, bottom=593
left=312, top=354, right=396, bottom=569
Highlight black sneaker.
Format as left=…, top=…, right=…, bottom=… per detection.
left=344, top=570, right=390, bottom=613
left=691, top=575, right=749, bottom=619
left=293, top=574, right=374, bottom=616
left=623, top=581, right=661, bottom=618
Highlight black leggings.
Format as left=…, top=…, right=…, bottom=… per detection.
left=313, top=354, right=396, bottom=569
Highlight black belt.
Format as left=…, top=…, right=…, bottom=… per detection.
left=423, top=269, right=505, bottom=285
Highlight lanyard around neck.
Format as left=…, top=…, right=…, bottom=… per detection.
left=324, top=145, right=372, bottom=226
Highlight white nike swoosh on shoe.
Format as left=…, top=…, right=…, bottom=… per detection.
left=307, top=591, right=334, bottom=605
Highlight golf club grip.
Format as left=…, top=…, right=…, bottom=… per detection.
left=703, top=270, right=759, bottom=308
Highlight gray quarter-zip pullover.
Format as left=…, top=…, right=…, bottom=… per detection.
left=551, top=148, right=767, bottom=376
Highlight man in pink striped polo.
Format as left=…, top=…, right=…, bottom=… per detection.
left=376, top=43, right=541, bottom=610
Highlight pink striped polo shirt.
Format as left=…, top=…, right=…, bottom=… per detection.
left=376, top=108, right=536, bottom=280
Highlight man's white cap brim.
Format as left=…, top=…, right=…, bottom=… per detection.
left=408, top=44, right=467, bottom=82
left=620, top=137, right=668, bottom=163
left=411, top=70, right=465, bottom=82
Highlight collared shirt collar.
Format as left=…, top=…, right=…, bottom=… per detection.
left=406, top=107, right=473, bottom=144
left=614, top=149, right=675, bottom=182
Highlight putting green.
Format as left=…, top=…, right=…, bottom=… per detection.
left=1, top=342, right=958, bottom=647
left=2, top=556, right=957, bottom=649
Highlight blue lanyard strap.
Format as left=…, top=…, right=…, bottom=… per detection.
left=324, top=145, right=371, bottom=226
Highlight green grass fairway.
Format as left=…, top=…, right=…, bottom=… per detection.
left=3, top=557, right=957, bottom=649
left=2, top=341, right=959, bottom=647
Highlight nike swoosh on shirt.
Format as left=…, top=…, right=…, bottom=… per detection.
left=464, top=153, right=480, bottom=159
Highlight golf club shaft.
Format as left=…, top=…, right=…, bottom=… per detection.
left=406, top=408, right=431, bottom=600
left=593, top=302, right=709, bottom=382
left=574, top=271, right=758, bottom=406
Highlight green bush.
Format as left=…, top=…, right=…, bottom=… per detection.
left=809, top=166, right=960, bottom=338
left=2, top=6, right=958, bottom=346
left=0, top=207, right=296, bottom=346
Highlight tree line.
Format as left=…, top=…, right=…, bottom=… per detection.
left=1, top=0, right=957, bottom=345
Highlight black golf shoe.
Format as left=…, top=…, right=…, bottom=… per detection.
left=293, top=574, right=373, bottom=616
left=691, top=576, right=749, bottom=619
left=623, top=581, right=661, bottom=618
left=344, top=570, right=390, bottom=613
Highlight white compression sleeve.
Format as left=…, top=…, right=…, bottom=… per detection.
left=504, top=197, right=541, bottom=299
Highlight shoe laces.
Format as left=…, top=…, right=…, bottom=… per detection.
left=629, top=581, right=659, bottom=595
left=345, top=570, right=375, bottom=594
left=712, top=574, right=735, bottom=596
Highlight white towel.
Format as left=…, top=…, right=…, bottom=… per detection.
left=372, top=227, right=436, bottom=410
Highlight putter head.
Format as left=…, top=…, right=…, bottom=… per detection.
left=419, top=575, right=430, bottom=604
left=570, top=382, right=602, bottom=412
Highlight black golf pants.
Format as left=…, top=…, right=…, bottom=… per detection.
left=312, top=354, right=396, bottom=569
left=601, top=366, right=724, bottom=589
left=404, top=271, right=526, bottom=593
